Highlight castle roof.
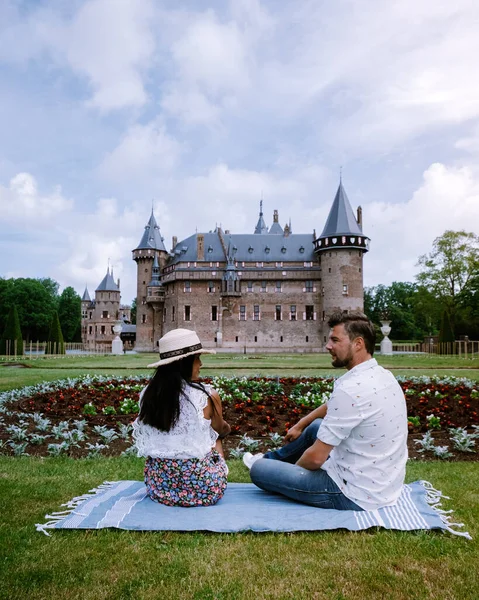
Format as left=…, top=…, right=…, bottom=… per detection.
left=169, top=230, right=315, bottom=265
left=96, top=268, right=120, bottom=292
left=82, top=286, right=91, bottom=302
left=319, top=181, right=363, bottom=238
left=135, top=210, right=167, bottom=252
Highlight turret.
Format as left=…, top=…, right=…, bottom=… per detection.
left=314, top=181, right=370, bottom=330
left=254, top=200, right=268, bottom=234
left=132, top=210, right=168, bottom=351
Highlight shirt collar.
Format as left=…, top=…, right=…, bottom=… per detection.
left=337, top=358, right=378, bottom=383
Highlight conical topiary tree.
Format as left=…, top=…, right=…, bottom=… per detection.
left=0, top=304, right=24, bottom=356
left=438, top=309, right=455, bottom=354
left=45, top=311, right=65, bottom=354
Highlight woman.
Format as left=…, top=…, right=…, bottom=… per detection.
left=133, top=328, right=230, bottom=507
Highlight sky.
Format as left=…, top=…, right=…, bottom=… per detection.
left=1, top=0, right=479, bottom=306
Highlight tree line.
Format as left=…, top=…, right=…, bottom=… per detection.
left=0, top=278, right=81, bottom=354
left=364, top=230, right=479, bottom=341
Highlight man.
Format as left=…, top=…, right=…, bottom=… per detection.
left=244, top=311, right=408, bottom=511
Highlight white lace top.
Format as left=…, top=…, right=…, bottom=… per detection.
left=132, top=383, right=219, bottom=460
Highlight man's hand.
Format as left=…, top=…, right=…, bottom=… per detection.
left=284, top=423, right=304, bottom=444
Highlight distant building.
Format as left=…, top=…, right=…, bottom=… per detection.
left=81, top=269, right=132, bottom=351
left=132, top=181, right=370, bottom=352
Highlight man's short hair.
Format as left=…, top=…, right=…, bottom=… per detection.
left=327, top=310, right=376, bottom=355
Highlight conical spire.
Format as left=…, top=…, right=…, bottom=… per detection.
left=254, top=200, right=268, bottom=234
left=320, top=181, right=363, bottom=237
left=96, top=267, right=120, bottom=291
left=269, top=209, right=283, bottom=234
left=135, top=210, right=167, bottom=251
left=148, top=254, right=163, bottom=287
left=82, top=285, right=91, bottom=302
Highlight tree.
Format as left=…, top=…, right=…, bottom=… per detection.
left=130, top=297, right=137, bottom=324
left=0, top=304, right=24, bottom=356
left=45, top=311, right=65, bottom=354
left=416, top=230, right=479, bottom=337
left=58, top=287, right=81, bottom=342
left=0, top=278, right=59, bottom=341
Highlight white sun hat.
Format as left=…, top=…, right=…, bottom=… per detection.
left=147, top=328, right=216, bottom=368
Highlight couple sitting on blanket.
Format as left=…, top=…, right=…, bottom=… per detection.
left=133, top=311, right=408, bottom=511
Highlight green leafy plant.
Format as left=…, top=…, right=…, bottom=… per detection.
left=83, top=403, right=97, bottom=416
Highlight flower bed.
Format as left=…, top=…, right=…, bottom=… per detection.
left=1, top=375, right=478, bottom=460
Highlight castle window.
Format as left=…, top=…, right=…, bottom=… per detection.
left=328, top=268, right=331, bottom=273
left=305, top=305, right=315, bottom=321
left=261, top=281, right=267, bottom=292
left=257, top=261, right=264, bottom=267
left=275, top=281, right=282, bottom=292
left=101, top=326, right=105, bottom=334
left=111, top=326, right=114, bottom=334
left=239, top=306, right=246, bottom=321
left=142, top=314, right=146, bottom=324
left=281, top=246, right=287, bottom=253
left=211, top=306, right=218, bottom=321
left=276, top=262, right=283, bottom=267
left=163, top=308, right=166, bottom=322
left=184, top=305, right=191, bottom=321
left=172, top=306, right=175, bottom=321
left=102, top=311, right=108, bottom=318
left=300, top=246, right=305, bottom=253
left=343, top=284, right=349, bottom=295
left=304, top=281, right=313, bottom=292
left=275, top=305, right=282, bottom=321
left=89, top=326, right=93, bottom=334
left=280, top=336, right=283, bottom=342
left=89, top=312, right=92, bottom=319
left=247, top=281, right=253, bottom=292
left=254, top=336, right=257, bottom=342
left=304, top=261, right=312, bottom=267
left=235, top=336, right=239, bottom=342
left=322, top=311, right=325, bottom=321
left=359, top=268, right=362, bottom=273
left=248, top=246, right=254, bottom=253
left=184, top=281, right=191, bottom=293
left=145, top=268, right=148, bottom=273
left=253, top=305, right=260, bottom=321
left=207, top=281, right=215, bottom=293
left=290, top=305, right=297, bottom=321
left=306, top=336, right=309, bottom=342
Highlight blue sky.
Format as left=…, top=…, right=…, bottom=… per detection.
left=1, top=0, right=479, bottom=305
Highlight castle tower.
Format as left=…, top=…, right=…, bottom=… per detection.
left=132, top=210, right=168, bottom=351
left=314, top=181, right=370, bottom=345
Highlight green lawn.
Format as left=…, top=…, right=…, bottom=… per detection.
left=0, top=458, right=477, bottom=600
left=1, top=354, right=478, bottom=599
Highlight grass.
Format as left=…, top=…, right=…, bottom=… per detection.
left=1, top=354, right=479, bottom=599
left=1, top=352, right=479, bottom=392
left=1, top=457, right=478, bottom=600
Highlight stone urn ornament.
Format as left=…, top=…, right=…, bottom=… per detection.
left=111, top=320, right=124, bottom=355
left=380, top=319, right=393, bottom=355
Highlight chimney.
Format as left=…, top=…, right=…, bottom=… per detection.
left=172, top=236, right=177, bottom=250
left=197, top=234, right=205, bottom=261
left=273, top=209, right=279, bottom=223
left=357, top=206, right=363, bottom=228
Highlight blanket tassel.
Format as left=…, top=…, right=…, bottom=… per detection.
left=420, top=480, right=472, bottom=540
left=35, top=481, right=119, bottom=536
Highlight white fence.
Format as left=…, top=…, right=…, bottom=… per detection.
left=0, top=341, right=112, bottom=358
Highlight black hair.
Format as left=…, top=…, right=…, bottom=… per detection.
left=327, top=310, right=376, bottom=355
left=138, top=354, right=214, bottom=431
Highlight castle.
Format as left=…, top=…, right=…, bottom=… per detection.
left=81, top=181, right=369, bottom=352
left=132, top=180, right=369, bottom=352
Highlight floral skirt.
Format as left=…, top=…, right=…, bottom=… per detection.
left=144, top=450, right=228, bottom=507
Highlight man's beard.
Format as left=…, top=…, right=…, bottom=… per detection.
left=330, top=349, right=353, bottom=368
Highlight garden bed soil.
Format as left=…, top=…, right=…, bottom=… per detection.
left=1, top=377, right=478, bottom=461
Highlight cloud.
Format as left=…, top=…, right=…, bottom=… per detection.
left=0, top=0, right=156, bottom=111
left=0, top=173, right=73, bottom=220
left=99, top=119, right=183, bottom=181
left=364, top=162, right=479, bottom=286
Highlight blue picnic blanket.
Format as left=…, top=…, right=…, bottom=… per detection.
left=36, top=480, right=470, bottom=539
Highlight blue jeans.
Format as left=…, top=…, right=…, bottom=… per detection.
left=250, top=419, right=363, bottom=510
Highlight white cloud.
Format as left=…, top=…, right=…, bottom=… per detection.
left=0, top=173, right=73, bottom=220
left=99, top=119, right=183, bottom=181
left=365, top=162, right=479, bottom=286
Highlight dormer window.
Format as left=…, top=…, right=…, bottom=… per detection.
left=299, top=246, right=305, bottom=253
left=248, top=246, right=254, bottom=253
left=265, top=246, right=270, bottom=254
left=281, top=246, right=287, bottom=253
left=208, top=245, right=213, bottom=253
